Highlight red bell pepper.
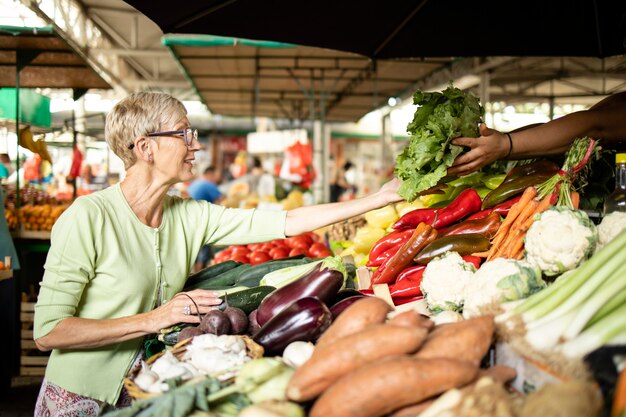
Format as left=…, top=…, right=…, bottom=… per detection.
left=392, top=295, right=424, bottom=306
left=371, top=224, right=437, bottom=285
left=366, top=244, right=402, bottom=267
left=389, top=265, right=425, bottom=298
left=466, top=195, right=523, bottom=220
left=462, top=255, right=483, bottom=269
left=392, top=189, right=482, bottom=230
left=366, top=228, right=414, bottom=267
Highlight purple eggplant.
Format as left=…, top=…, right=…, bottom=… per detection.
left=253, top=297, right=332, bottom=356
left=330, top=295, right=365, bottom=320
left=256, top=265, right=343, bottom=326
left=331, top=288, right=363, bottom=305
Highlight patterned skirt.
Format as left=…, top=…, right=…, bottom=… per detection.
left=34, top=378, right=132, bottom=417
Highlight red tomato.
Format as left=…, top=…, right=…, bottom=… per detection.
left=269, top=247, right=289, bottom=260
left=285, top=234, right=313, bottom=249
left=309, top=242, right=330, bottom=257
left=288, top=248, right=308, bottom=257
left=314, top=249, right=332, bottom=258
left=231, top=254, right=250, bottom=264
left=249, top=251, right=272, bottom=265
left=306, top=231, right=320, bottom=242
left=231, top=246, right=250, bottom=257
left=260, top=242, right=276, bottom=252
left=247, top=243, right=262, bottom=252
left=272, top=239, right=288, bottom=248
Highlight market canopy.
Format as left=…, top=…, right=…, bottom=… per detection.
left=0, top=25, right=111, bottom=89
left=163, top=35, right=448, bottom=122
left=126, top=0, right=626, bottom=59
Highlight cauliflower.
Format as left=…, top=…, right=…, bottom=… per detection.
left=596, top=212, right=626, bottom=252
left=524, top=207, right=597, bottom=276
left=421, top=251, right=476, bottom=314
left=463, top=258, right=544, bottom=318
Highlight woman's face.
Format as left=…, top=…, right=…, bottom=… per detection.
left=151, top=116, right=200, bottom=183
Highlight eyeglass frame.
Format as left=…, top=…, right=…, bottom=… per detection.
left=127, top=128, right=198, bottom=150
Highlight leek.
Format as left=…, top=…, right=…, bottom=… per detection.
left=559, top=302, right=626, bottom=358
left=511, top=230, right=626, bottom=352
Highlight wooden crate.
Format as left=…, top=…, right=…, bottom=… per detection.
left=20, top=302, right=49, bottom=376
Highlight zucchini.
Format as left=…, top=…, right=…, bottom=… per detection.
left=184, top=264, right=253, bottom=290
left=236, top=258, right=315, bottom=287
left=185, top=260, right=242, bottom=288
left=219, top=286, right=276, bottom=314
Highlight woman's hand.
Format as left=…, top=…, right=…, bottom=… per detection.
left=375, top=177, right=403, bottom=205
left=448, top=124, right=510, bottom=176
left=147, top=289, right=223, bottom=332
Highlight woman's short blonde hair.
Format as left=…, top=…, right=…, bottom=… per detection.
left=105, top=92, right=187, bottom=169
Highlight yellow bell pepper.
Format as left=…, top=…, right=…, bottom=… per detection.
left=352, top=226, right=386, bottom=253
left=364, top=205, right=399, bottom=229
left=395, top=200, right=426, bottom=217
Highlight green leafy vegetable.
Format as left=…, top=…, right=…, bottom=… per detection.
left=395, top=84, right=484, bottom=201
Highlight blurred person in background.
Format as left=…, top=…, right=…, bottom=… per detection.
left=188, top=166, right=224, bottom=271
left=0, top=154, right=13, bottom=179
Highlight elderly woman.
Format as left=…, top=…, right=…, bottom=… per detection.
left=33, top=92, right=401, bottom=414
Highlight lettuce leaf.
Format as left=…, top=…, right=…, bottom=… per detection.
left=395, top=84, right=484, bottom=201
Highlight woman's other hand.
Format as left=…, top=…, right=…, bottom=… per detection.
left=376, top=177, right=403, bottom=205
left=448, top=124, right=510, bottom=176
left=147, top=289, right=223, bottom=332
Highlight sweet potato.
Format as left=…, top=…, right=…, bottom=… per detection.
left=388, top=310, right=434, bottom=330
left=387, top=400, right=435, bottom=417
left=415, top=315, right=494, bottom=366
left=309, top=357, right=478, bottom=417
left=287, top=324, right=429, bottom=401
left=315, top=296, right=392, bottom=348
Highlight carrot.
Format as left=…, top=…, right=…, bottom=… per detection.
left=571, top=190, right=580, bottom=209
left=613, top=368, right=626, bottom=417
left=471, top=250, right=490, bottom=258
left=309, top=357, right=478, bottom=417
left=315, top=296, right=392, bottom=349
left=287, top=324, right=429, bottom=401
left=488, top=186, right=537, bottom=257
left=490, top=197, right=539, bottom=259
left=500, top=196, right=551, bottom=258
left=387, top=310, right=434, bottom=330
left=415, top=316, right=495, bottom=366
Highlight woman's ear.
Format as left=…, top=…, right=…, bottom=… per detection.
left=133, top=136, right=154, bottom=163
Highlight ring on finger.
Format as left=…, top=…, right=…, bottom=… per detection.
left=183, top=305, right=192, bottom=316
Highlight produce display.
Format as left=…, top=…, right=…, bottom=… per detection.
left=3, top=184, right=69, bottom=232
left=213, top=232, right=331, bottom=265
left=107, top=86, right=625, bottom=417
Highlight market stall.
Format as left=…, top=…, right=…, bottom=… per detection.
left=103, top=85, right=625, bottom=417
left=0, top=24, right=111, bottom=385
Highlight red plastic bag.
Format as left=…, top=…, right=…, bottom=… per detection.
left=68, top=145, right=83, bottom=179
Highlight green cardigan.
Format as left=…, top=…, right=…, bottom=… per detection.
left=34, top=183, right=287, bottom=404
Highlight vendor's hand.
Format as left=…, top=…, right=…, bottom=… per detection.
left=147, top=289, right=223, bottom=332
left=448, top=124, right=510, bottom=176
left=376, top=177, right=403, bottom=205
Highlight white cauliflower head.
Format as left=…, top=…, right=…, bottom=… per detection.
left=463, top=258, right=544, bottom=318
left=524, top=207, right=597, bottom=276
left=596, top=212, right=626, bottom=252
left=421, top=251, right=476, bottom=314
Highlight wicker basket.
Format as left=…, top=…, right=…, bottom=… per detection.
left=124, top=335, right=264, bottom=400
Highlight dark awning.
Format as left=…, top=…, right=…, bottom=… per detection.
left=125, top=0, right=626, bottom=59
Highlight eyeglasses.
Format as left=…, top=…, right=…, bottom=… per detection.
left=128, top=128, right=199, bottom=149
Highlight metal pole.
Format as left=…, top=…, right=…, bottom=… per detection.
left=15, top=65, right=20, bottom=210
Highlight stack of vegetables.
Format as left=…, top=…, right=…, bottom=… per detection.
left=213, top=232, right=331, bottom=265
